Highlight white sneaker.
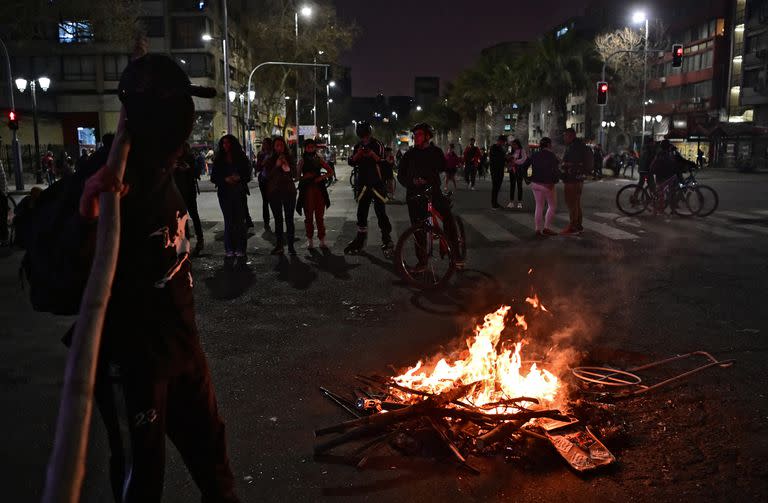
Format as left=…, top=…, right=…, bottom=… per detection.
left=506, top=202, right=515, bottom=209
left=517, top=202, right=523, bottom=209
left=306, top=238, right=314, bottom=249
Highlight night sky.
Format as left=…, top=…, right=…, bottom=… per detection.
left=335, top=0, right=590, bottom=97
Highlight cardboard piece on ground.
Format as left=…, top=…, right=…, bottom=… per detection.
left=546, top=425, right=616, bottom=472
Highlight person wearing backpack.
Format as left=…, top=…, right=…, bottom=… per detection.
left=561, top=127, right=592, bottom=235
left=23, top=54, right=240, bottom=503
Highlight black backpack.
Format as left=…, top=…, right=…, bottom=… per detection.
left=19, top=175, right=93, bottom=315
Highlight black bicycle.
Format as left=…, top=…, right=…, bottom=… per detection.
left=679, top=170, right=718, bottom=217
left=394, top=186, right=467, bottom=290
left=616, top=174, right=698, bottom=217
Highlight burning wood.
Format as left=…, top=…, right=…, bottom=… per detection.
left=315, top=303, right=616, bottom=473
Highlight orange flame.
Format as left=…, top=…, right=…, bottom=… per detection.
left=393, top=306, right=560, bottom=412
left=525, top=294, right=549, bottom=312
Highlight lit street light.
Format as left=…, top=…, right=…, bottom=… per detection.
left=15, top=75, right=51, bottom=184
left=632, top=8, right=650, bottom=159
left=294, top=5, right=313, bottom=146
left=202, top=0, right=232, bottom=135
left=416, top=105, right=422, bottom=112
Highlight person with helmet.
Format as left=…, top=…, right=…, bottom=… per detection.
left=397, top=123, right=461, bottom=269
left=344, top=121, right=393, bottom=255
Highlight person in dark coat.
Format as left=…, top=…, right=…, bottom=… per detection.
left=210, top=134, right=251, bottom=266
left=264, top=136, right=297, bottom=255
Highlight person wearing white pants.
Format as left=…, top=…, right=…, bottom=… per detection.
left=531, top=182, right=557, bottom=234
left=527, top=137, right=561, bottom=237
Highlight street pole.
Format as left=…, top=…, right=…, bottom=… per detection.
left=325, top=70, right=331, bottom=148
left=0, top=36, right=24, bottom=190
left=31, top=81, right=42, bottom=184
left=599, top=48, right=646, bottom=151
left=313, top=56, right=317, bottom=132
left=294, top=12, right=300, bottom=149
left=222, top=0, right=232, bottom=134
left=638, top=18, right=649, bottom=179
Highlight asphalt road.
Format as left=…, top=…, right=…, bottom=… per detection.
left=1, top=164, right=767, bottom=502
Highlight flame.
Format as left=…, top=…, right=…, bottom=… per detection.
left=393, top=305, right=560, bottom=412
left=525, top=294, right=549, bottom=312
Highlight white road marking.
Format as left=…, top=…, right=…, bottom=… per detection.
left=463, top=213, right=521, bottom=242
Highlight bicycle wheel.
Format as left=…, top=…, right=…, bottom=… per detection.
left=453, top=215, right=467, bottom=263
left=670, top=186, right=699, bottom=217
left=394, top=223, right=456, bottom=290
left=695, top=185, right=719, bottom=217
left=616, top=184, right=649, bottom=216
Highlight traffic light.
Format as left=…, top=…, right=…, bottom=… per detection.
left=672, top=44, right=684, bottom=68
left=8, top=110, right=18, bottom=130
left=597, top=81, right=608, bottom=106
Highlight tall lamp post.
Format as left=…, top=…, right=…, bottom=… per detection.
left=15, top=76, right=50, bottom=184
left=632, top=10, right=650, bottom=155
left=326, top=80, right=335, bottom=147
left=294, top=5, right=312, bottom=145
left=202, top=0, right=231, bottom=134
left=1, top=36, right=24, bottom=190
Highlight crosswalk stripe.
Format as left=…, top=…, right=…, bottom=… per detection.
left=718, top=210, right=762, bottom=221
left=751, top=210, right=768, bottom=217
left=499, top=211, right=539, bottom=232
left=593, top=212, right=643, bottom=228
left=553, top=215, right=639, bottom=240
left=463, top=213, right=521, bottom=242
left=687, top=219, right=752, bottom=238
left=708, top=215, right=768, bottom=236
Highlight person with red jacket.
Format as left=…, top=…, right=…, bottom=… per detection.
left=444, top=143, right=460, bottom=191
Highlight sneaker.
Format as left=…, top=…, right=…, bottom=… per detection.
left=542, top=228, right=558, bottom=236
left=306, top=238, right=314, bottom=249
left=517, top=202, right=523, bottom=209
left=560, top=226, right=576, bottom=235
left=470, top=185, right=476, bottom=191
left=506, top=202, right=515, bottom=209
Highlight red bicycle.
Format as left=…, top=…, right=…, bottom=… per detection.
left=394, top=186, right=467, bottom=290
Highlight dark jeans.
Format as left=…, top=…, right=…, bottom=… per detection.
left=490, top=166, right=504, bottom=207
left=356, top=184, right=392, bottom=241
left=464, top=163, right=477, bottom=186
left=184, top=194, right=203, bottom=241
left=242, top=188, right=253, bottom=226
left=269, top=191, right=296, bottom=246
left=510, top=169, right=524, bottom=202
left=94, top=354, right=239, bottom=503
left=563, top=181, right=584, bottom=230
left=258, top=179, right=271, bottom=226
left=217, top=187, right=247, bottom=254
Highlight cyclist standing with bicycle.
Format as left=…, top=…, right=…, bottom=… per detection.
left=345, top=121, right=393, bottom=255
left=397, top=123, right=461, bottom=269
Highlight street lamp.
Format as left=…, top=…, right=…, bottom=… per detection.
left=202, top=1, right=231, bottom=135
left=632, top=9, right=650, bottom=157
left=416, top=105, right=422, bottom=112
left=294, top=5, right=313, bottom=145
left=16, top=75, right=51, bottom=184
left=325, top=79, right=336, bottom=147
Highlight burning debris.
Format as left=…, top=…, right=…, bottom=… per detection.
left=314, top=301, right=734, bottom=474
left=314, top=304, right=619, bottom=473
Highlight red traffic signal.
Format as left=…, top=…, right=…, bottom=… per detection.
left=672, top=44, right=684, bottom=68
left=597, top=81, right=609, bottom=106
left=8, top=110, right=19, bottom=130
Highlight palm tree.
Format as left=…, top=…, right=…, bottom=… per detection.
left=522, top=33, right=600, bottom=144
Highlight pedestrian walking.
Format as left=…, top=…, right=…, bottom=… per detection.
left=479, top=147, right=489, bottom=179
left=344, top=121, right=393, bottom=255
left=70, top=54, right=239, bottom=502
left=462, top=138, right=481, bottom=190
left=296, top=138, right=333, bottom=249
left=529, top=137, right=560, bottom=236
left=211, top=134, right=251, bottom=266
left=255, top=138, right=274, bottom=233
left=444, top=143, right=460, bottom=191
left=489, top=135, right=507, bottom=209
left=508, top=139, right=528, bottom=209
left=41, top=151, right=55, bottom=185
left=264, top=136, right=297, bottom=255
left=592, top=143, right=604, bottom=179
left=174, top=142, right=204, bottom=256
left=560, top=127, right=592, bottom=235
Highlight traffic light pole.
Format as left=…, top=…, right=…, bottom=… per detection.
left=0, top=36, right=23, bottom=190
left=598, top=48, right=644, bottom=149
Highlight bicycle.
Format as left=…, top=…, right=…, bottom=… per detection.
left=394, top=186, right=467, bottom=290
left=616, top=174, right=697, bottom=217
left=679, top=169, right=718, bottom=217
left=349, top=167, right=360, bottom=198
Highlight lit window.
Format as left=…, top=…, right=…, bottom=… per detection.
left=556, top=27, right=569, bottom=39
left=58, top=21, right=93, bottom=44
left=504, top=124, right=512, bottom=131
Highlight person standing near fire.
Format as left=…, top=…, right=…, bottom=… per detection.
left=345, top=121, right=393, bottom=255
left=296, top=138, right=333, bottom=249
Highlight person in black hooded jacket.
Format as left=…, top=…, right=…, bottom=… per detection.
left=210, top=134, right=251, bottom=266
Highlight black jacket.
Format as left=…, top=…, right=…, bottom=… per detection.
left=489, top=144, right=507, bottom=169
left=529, top=149, right=560, bottom=184
left=397, top=145, right=445, bottom=195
